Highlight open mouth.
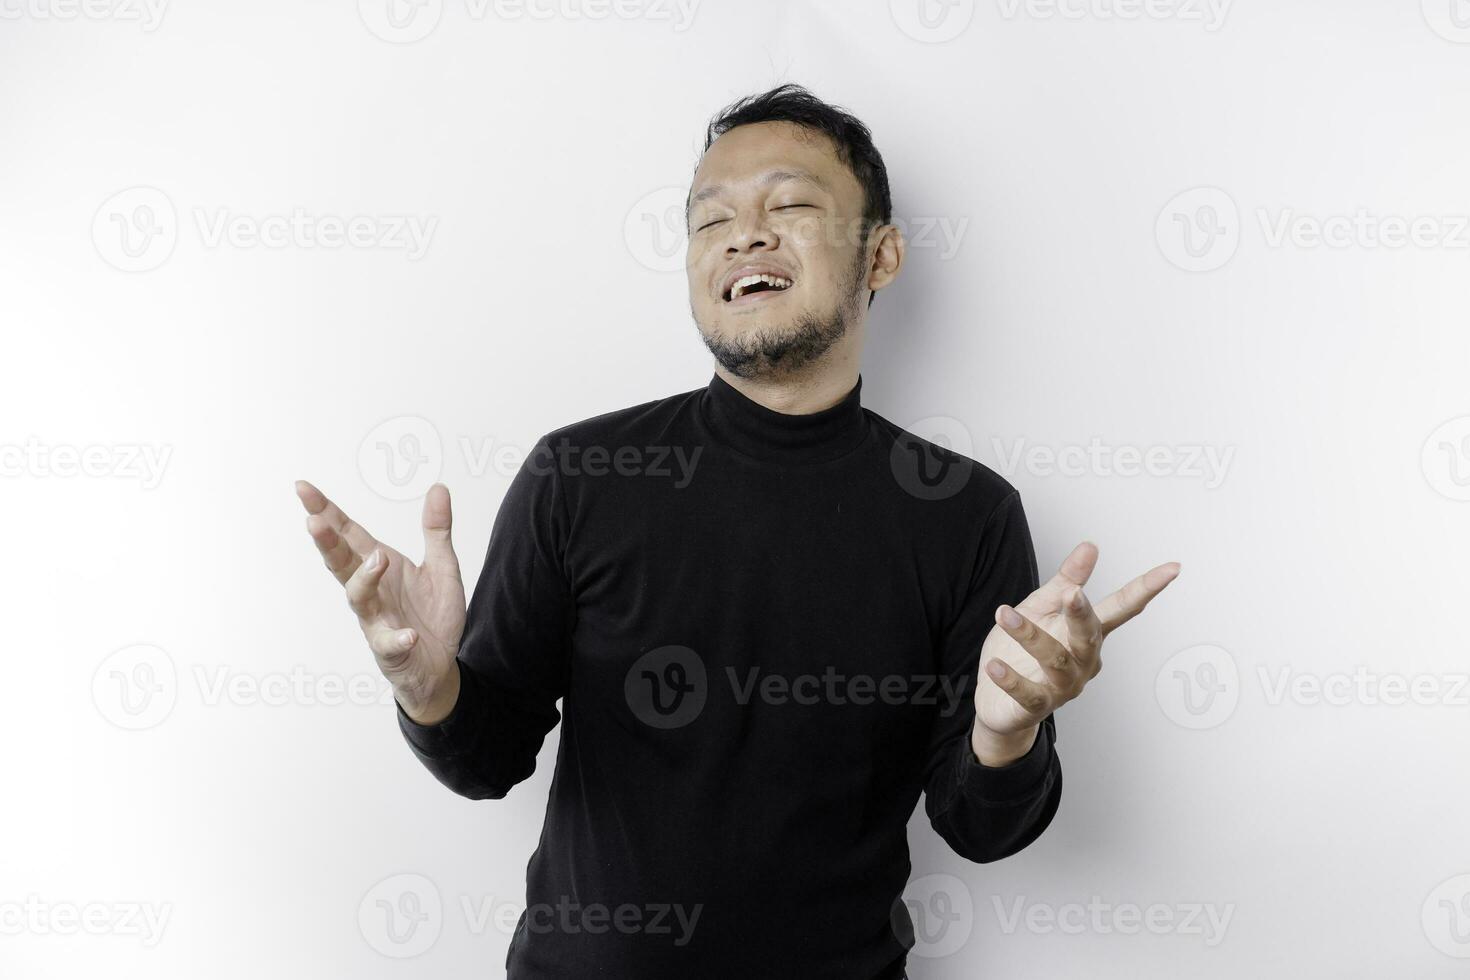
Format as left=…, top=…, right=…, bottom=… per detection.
left=724, top=273, right=794, bottom=304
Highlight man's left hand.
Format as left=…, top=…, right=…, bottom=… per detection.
left=971, top=542, right=1180, bottom=765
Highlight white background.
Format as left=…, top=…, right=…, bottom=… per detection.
left=3, top=1, right=1469, bottom=977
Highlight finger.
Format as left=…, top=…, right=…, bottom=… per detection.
left=295, top=480, right=380, bottom=557
left=1021, top=540, right=1099, bottom=617
left=996, top=604, right=1077, bottom=685
left=365, top=622, right=418, bottom=669
left=1062, top=585, right=1103, bottom=670
left=1094, top=561, right=1182, bottom=636
left=1045, top=540, right=1099, bottom=593
left=421, top=483, right=458, bottom=568
left=984, top=656, right=1053, bottom=718
left=304, top=510, right=361, bottom=584
left=345, top=547, right=391, bottom=618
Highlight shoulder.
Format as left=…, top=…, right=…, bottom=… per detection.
left=537, top=382, right=705, bottom=450
left=863, top=407, right=1022, bottom=520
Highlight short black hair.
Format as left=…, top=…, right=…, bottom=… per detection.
left=695, top=83, right=892, bottom=309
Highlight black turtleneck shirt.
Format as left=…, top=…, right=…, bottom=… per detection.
left=396, top=372, right=1062, bottom=979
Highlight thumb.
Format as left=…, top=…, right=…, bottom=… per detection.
left=422, top=482, right=458, bottom=568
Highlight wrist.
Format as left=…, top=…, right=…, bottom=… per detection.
left=399, top=661, right=462, bottom=727
left=970, top=720, right=1038, bottom=768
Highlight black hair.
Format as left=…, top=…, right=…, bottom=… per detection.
left=695, top=83, right=892, bottom=309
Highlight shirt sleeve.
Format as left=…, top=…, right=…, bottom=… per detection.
left=922, top=488, right=1063, bottom=863
left=394, top=435, right=576, bottom=800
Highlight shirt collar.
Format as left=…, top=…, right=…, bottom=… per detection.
left=699, top=371, right=869, bottom=463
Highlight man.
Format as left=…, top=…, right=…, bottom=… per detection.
left=296, top=83, right=1179, bottom=979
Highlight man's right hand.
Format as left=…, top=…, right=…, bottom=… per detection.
left=295, top=480, right=467, bottom=726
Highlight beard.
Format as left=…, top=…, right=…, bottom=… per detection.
left=694, top=243, right=868, bottom=382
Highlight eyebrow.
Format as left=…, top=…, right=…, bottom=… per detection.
left=687, top=169, right=830, bottom=213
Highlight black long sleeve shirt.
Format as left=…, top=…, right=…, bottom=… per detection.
left=396, top=371, right=1062, bottom=979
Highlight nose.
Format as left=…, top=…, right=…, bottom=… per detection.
left=725, top=209, right=778, bottom=256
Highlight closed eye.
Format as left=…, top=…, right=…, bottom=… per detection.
left=696, top=205, right=812, bottom=232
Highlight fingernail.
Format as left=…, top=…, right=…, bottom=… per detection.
left=398, top=630, right=414, bottom=649
left=1000, top=607, right=1022, bottom=629
left=1071, top=589, right=1085, bottom=610
left=986, top=660, right=1005, bottom=678
left=365, top=550, right=379, bottom=569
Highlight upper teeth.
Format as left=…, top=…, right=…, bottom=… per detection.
left=728, top=273, right=792, bottom=301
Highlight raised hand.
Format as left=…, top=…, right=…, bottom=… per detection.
left=972, top=542, right=1180, bottom=764
left=295, top=480, right=467, bottom=724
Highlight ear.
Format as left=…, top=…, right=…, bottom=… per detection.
left=865, top=223, right=906, bottom=296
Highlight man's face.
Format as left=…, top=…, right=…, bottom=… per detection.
left=685, top=121, right=875, bottom=380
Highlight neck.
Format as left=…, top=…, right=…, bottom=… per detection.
left=711, top=328, right=864, bottom=416
left=712, top=366, right=858, bottom=416
left=700, top=358, right=868, bottom=464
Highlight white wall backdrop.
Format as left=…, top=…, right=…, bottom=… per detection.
left=3, top=1, right=1468, bottom=977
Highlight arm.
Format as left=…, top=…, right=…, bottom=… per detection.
left=927, top=489, right=1184, bottom=862
left=396, top=436, right=576, bottom=800
left=923, top=490, right=1063, bottom=863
